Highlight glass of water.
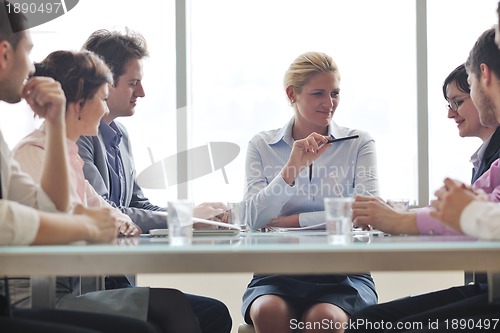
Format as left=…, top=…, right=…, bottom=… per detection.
left=324, top=197, right=354, bottom=244
left=167, top=200, right=194, bottom=246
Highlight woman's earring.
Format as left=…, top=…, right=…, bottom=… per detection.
left=77, top=112, right=81, bottom=120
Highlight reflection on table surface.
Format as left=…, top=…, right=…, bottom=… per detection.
left=0, top=230, right=493, bottom=251
left=129, top=230, right=485, bottom=248
left=1, top=230, right=500, bottom=279
left=2, top=230, right=500, bottom=304
left=102, top=231, right=500, bottom=253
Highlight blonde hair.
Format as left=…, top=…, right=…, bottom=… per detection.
left=283, top=52, right=340, bottom=95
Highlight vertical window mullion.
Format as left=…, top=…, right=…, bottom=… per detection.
left=176, top=0, right=188, bottom=199
left=416, top=0, right=429, bottom=207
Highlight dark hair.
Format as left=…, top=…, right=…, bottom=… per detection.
left=0, top=0, right=28, bottom=49
left=465, top=28, right=500, bottom=80
left=82, top=29, right=148, bottom=84
left=442, top=64, right=469, bottom=100
left=497, top=0, right=500, bottom=18
left=34, top=50, right=113, bottom=105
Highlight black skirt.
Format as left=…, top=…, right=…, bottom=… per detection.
left=242, top=274, right=377, bottom=324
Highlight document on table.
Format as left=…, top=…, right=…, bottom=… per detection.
left=269, top=223, right=326, bottom=232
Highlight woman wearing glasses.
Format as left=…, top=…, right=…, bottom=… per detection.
left=346, top=64, right=500, bottom=332
left=352, top=63, right=500, bottom=236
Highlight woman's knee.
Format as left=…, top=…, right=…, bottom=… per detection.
left=302, top=303, right=349, bottom=326
left=249, top=295, right=292, bottom=323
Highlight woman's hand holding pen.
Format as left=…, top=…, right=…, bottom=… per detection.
left=281, top=133, right=331, bottom=185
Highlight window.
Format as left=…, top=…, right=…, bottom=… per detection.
left=1, top=0, right=497, bottom=208
left=427, top=0, right=499, bottom=198
left=0, top=0, right=177, bottom=204
left=189, top=0, right=418, bottom=204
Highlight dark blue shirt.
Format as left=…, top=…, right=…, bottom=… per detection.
left=100, top=120, right=126, bottom=206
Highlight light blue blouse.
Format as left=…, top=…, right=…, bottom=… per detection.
left=244, top=117, right=379, bottom=230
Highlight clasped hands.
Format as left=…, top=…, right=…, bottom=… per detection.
left=350, top=178, right=487, bottom=235
left=429, top=178, right=487, bottom=232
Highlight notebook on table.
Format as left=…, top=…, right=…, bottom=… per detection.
left=148, top=217, right=240, bottom=237
left=149, top=228, right=240, bottom=237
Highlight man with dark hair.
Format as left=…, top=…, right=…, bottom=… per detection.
left=0, top=0, right=27, bottom=48
left=78, top=28, right=226, bottom=233
left=432, top=27, right=500, bottom=237
left=78, top=28, right=232, bottom=333
left=0, top=1, right=157, bottom=332
left=346, top=27, right=500, bottom=333
left=496, top=1, right=500, bottom=48
left=83, top=28, right=149, bottom=84
left=0, top=1, right=119, bottom=252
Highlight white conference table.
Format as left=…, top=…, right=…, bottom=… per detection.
left=1, top=231, right=500, bottom=306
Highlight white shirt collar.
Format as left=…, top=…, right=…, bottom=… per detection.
left=267, top=117, right=346, bottom=146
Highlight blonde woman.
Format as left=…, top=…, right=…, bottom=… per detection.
left=242, top=52, right=379, bottom=333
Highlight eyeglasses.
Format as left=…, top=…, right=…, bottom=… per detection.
left=447, top=96, right=470, bottom=112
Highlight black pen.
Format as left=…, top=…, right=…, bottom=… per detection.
left=326, top=134, right=359, bottom=144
